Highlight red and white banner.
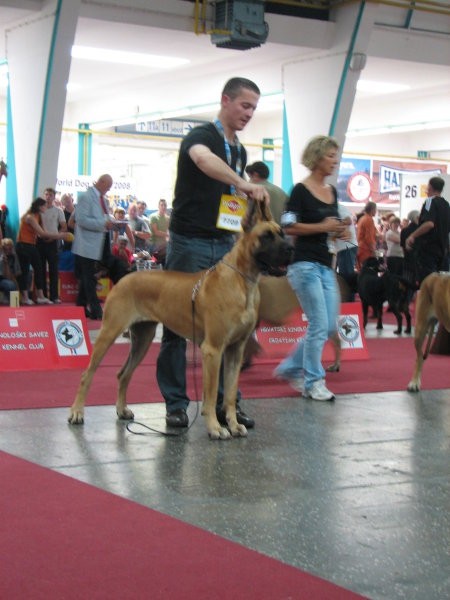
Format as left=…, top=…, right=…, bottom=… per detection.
left=256, top=302, right=368, bottom=361
left=0, top=306, right=92, bottom=371
left=59, top=272, right=112, bottom=303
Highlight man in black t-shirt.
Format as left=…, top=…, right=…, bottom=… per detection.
left=156, top=77, right=269, bottom=429
left=405, top=176, right=450, bottom=284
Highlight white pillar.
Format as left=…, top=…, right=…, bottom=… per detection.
left=282, top=2, right=379, bottom=186
left=6, top=0, right=81, bottom=218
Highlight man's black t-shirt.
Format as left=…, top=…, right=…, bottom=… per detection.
left=170, top=122, right=247, bottom=239
left=417, top=195, right=450, bottom=259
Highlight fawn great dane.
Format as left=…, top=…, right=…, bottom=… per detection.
left=69, top=202, right=293, bottom=439
left=407, top=271, right=450, bottom=392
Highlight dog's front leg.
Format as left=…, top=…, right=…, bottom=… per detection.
left=222, top=345, right=248, bottom=438
left=201, top=346, right=231, bottom=440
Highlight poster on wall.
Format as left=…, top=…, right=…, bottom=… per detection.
left=337, top=157, right=372, bottom=205
left=370, top=160, right=445, bottom=207
left=400, top=172, right=450, bottom=219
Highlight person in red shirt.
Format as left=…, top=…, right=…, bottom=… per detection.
left=16, top=197, right=70, bottom=305
left=356, top=201, right=379, bottom=270
left=112, top=235, right=133, bottom=271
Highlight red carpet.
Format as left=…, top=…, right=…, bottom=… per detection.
left=0, top=336, right=448, bottom=411
left=0, top=450, right=364, bottom=599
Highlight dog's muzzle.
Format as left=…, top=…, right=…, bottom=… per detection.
left=255, top=240, right=294, bottom=273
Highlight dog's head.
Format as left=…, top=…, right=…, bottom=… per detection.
left=361, top=256, right=385, bottom=273
left=240, top=200, right=293, bottom=273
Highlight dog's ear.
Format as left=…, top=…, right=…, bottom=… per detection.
left=241, top=199, right=273, bottom=232
left=258, top=199, right=273, bottom=223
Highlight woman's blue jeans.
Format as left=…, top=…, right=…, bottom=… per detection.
left=276, top=261, right=339, bottom=390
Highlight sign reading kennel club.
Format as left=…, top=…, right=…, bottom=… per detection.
left=0, top=306, right=92, bottom=371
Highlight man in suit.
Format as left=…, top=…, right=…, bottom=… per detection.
left=72, top=174, right=117, bottom=319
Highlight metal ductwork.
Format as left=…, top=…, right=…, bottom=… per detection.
left=211, top=1, right=269, bottom=50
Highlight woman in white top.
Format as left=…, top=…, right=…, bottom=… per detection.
left=385, top=216, right=404, bottom=276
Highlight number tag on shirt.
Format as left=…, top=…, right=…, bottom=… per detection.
left=216, top=194, right=247, bottom=232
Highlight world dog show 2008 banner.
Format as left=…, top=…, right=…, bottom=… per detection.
left=0, top=306, right=92, bottom=371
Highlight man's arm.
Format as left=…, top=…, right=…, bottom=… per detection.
left=405, top=221, right=434, bottom=250
left=189, top=144, right=269, bottom=204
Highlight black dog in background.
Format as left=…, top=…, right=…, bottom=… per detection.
left=357, top=257, right=412, bottom=335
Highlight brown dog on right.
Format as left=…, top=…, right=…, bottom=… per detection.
left=407, top=272, right=450, bottom=392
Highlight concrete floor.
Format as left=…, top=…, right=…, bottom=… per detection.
left=0, top=383, right=449, bottom=599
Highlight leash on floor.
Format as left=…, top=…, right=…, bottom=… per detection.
left=126, top=300, right=203, bottom=438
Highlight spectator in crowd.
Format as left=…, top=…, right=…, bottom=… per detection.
left=335, top=203, right=357, bottom=293
left=59, top=193, right=76, bottom=272
left=400, top=209, right=420, bottom=294
left=128, top=202, right=151, bottom=252
left=0, top=238, right=21, bottom=303
left=405, top=176, right=450, bottom=284
left=245, top=161, right=288, bottom=225
left=385, top=216, right=404, bottom=276
left=111, top=207, right=134, bottom=251
left=136, top=200, right=151, bottom=228
left=112, top=234, right=134, bottom=271
left=156, top=76, right=269, bottom=429
left=356, top=200, right=378, bottom=269
left=16, top=197, right=69, bottom=305
left=37, top=187, right=67, bottom=303
left=274, top=135, right=346, bottom=402
left=72, top=174, right=127, bottom=320
left=150, top=198, right=170, bottom=264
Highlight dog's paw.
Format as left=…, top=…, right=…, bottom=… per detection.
left=326, top=363, right=340, bottom=373
left=208, top=426, right=232, bottom=441
left=407, top=380, right=420, bottom=392
left=231, top=424, right=248, bottom=438
left=394, top=329, right=402, bottom=335
left=117, top=406, right=135, bottom=421
left=68, top=410, right=84, bottom=425
left=405, top=328, right=412, bottom=335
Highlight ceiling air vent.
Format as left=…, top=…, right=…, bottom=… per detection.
left=211, top=1, right=269, bottom=51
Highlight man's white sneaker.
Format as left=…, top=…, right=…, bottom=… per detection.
left=36, top=298, right=53, bottom=305
left=304, top=379, right=335, bottom=401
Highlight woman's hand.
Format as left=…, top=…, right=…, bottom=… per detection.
left=322, top=217, right=346, bottom=235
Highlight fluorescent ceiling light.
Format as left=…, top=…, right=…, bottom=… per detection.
left=347, top=119, right=450, bottom=137
left=71, top=45, right=190, bottom=69
left=357, top=80, right=411, bottom=94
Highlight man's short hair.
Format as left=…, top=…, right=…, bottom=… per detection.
left=429, top=176, right=445, bottom=194
left=222, top=77, right=260, bottom=99
left=245, top=161, right=269, bottom=179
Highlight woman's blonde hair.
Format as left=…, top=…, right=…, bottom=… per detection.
left=301, top=135, right=339, bottom=171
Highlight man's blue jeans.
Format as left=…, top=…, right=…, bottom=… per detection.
left=276, top=261, right=339, bottom=391
left=156, top=231, right=239, bottom=412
